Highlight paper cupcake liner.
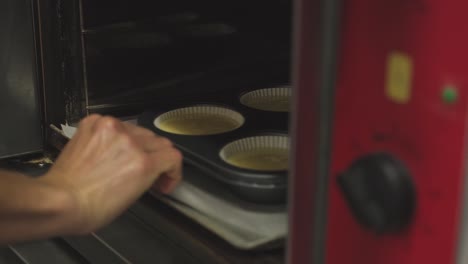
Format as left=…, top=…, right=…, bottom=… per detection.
left=154, top=105, right=244, bottom=136
left=220, top=135, right=290, bottom=171
left=240, top=87, right=292, bottom=112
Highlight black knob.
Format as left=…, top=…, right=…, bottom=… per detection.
left=337, top=152, right=416, bottom=233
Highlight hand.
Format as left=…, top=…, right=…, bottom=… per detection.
left=39, top=115, right=183, bottom=235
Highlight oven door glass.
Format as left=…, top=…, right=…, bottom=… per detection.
left=0, top=0, right=43, bottom=159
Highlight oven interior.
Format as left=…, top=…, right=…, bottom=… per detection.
left=70, top=0, right=292, bottom=118
left=39, top=0, right=293, bottom=250
left=41, top=0, right=293, bottom=198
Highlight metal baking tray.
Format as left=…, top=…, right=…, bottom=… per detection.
left=138, top=87, right=290, bottom=204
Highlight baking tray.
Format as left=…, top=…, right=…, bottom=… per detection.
left=138, top=86, right=290, bottom=204
left=154, top=164, right=287, bottom=251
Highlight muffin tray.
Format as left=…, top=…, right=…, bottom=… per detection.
left=138, top=86, right=291, bottom=204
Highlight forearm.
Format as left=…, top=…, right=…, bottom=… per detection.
left=0, top=115, right=183, bottom=245
left=0, top=170, right=77, bottom=245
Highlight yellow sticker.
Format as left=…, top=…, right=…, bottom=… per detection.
left=386, top=52, right=413, bottom=103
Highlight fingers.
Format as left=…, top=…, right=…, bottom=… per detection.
left=80, top=116, right=154, bottom=142
left=123, top=122, right=174, bottom=152
left=153, top=160, right=183, bottom=194
left=156, top=171, right=183, bottom=195
left=146, top=148, right=183, bottom=178
left=76, top=115, right=126, bottom=146
left=75, top=114, right=102, bottom=138
left=77, top=114, right=102, bottom=131
left=59, top=115, right=105, bottom=160
left=123, top=122, right=155, bottom=138
left=136, top=135, right=174, bottom=153
left=78, top=115, right=176, bottom=157
left=145, top=149, right=183, bottom=193
left=134, top=127, right=182, bottom=193
left=77, top=115, right=183, bottom=195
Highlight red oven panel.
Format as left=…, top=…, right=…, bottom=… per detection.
left=326, top=0, right=468, bottom=263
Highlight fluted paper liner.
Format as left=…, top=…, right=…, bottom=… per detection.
left=220, top=135, right=290, bottom=171
left=240, top=87, right=291, bottom=112
left=154, top=105, right=244, bottom=135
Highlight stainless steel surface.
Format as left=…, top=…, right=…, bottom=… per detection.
left=311, top=0, right=341, bottom=263
left=0, top=0, right=43, bottom=159
left=10, top=241, right=84, bottom=264
left=0, top=248, right=28, bottom=264
left=286, top=0, right=340, bottom=263
left=62, top=211, right=205, bottom=264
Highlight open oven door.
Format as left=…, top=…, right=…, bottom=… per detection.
left=0, top=0, right=43, bottom=159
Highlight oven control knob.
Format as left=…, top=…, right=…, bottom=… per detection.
left=337, top=152, right=416, bottom=233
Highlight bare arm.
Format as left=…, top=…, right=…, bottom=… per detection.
left=0, top=170, right=77, bottom=244
left=0, top=115, right=183, bottom=245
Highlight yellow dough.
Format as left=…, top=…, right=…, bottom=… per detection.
left=158, top=116, right=240, bottom=135
left=226, top=148, right=289, bottom=171
left=246, top=97, right=290, bottom=112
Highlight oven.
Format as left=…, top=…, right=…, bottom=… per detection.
left=2, top=0, right=468, bottom=263
left=4, top=0, right=301, bottom=262
left=323, top=1, right=468, bottom=264
left=0, top=0, right=43, bottom=159
left=37, top=0, right=292, bottom=125
left=37, top=1, right=297, bottom=258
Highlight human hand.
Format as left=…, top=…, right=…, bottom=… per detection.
left=39, top=115, right=182, bottom=235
